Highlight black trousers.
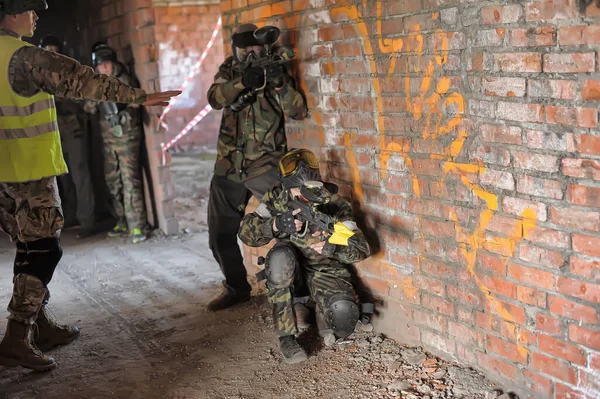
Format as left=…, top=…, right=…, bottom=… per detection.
left=207, top=169, right=279, bottom=294
left=57, top=136, right=96, bottom=229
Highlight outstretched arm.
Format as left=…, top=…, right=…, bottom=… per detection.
left=13, top=46, right=180, bottom=106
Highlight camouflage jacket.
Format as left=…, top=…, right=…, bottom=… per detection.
left=2, top=29, right=146, bottom=105
left=84, top=63, right=142, bottom=140
left=55, top=97, right=87, bottom=140
left=239, top=184, right=371, bottom=266
left=207, top=55, right=308, bottom=183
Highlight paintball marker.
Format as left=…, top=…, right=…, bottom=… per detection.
left=248, top=25, right=295, bottom=70
left=287, top=181, right=357, bottom=247
left=230, top=26, right=296, bottom=112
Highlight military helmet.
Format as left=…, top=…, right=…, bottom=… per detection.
left=91, top=43, right=117, bottom=68
left=0, top=0, right=47, bottom=15
left=39, top=34, right=62, bottom=52
left=279, top=148, right=322, bottom=190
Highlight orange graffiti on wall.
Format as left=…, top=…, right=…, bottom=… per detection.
left=225, top=0, right=539, bottom=357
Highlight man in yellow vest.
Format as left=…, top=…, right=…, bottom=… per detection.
left=0, top=0, right=180, bottom=371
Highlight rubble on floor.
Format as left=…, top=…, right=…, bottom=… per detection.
left=287, top=326, right=503, bottom=399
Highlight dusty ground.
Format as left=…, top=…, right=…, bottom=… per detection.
left=0, top=153, right=507, bottom=399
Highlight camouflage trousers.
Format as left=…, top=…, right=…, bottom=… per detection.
left=268, top=261, right=356, bottom=337
left=103, top=127, right=147, bottom=231
left=0, top=178, right=64, bottom=322
left=0, top=177, right=64, bottom=243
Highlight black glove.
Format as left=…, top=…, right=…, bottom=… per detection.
left=242, top=67, right=265, bottom=89
left=265, top=64, right=284, bottom=88
left=274, top=210, right=297, bottom=234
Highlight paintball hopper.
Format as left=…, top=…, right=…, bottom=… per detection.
left=253, top=26, right=280, bottom=46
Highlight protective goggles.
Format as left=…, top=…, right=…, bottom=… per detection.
left=234, top=46, right=264, bottom=64
left=279, top=149, right=320, bottom=178
left=0, top=0, right=47, bottom=15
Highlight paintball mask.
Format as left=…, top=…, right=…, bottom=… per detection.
left=231, top=24, right=283, bottom=69
left=0, top=0, right=47, bottom=14
left=231, top=23, right=263, bottom=68
left=279, top=149, right=322, bottom=190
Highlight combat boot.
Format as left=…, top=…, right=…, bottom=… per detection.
left=207, top=283, right=251, bottom=312
left=35, top=305, right=80, bottom=352
left=279, top=335, right=308, bottom=364
left=0, top=319, right=56, bottom=371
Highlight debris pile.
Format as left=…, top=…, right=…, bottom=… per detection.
left=314, top=327, right=517, bottom=399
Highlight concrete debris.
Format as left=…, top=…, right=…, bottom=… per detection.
left=387, top=380, right=411, bottom=391
left=401, top=348, right=427, bottom=365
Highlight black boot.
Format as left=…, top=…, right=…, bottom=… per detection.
left=35, top=305, right=80, bottom=352
left=207, top=284, right=251, bottom=312
left=0, top=319, right=56, bottom=371
left=279, top=335, right=308, bottom=364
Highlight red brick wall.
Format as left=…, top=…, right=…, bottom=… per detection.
left=220, top=1, right=600, bottom=398
left=154, top=5, right=225, bottom=150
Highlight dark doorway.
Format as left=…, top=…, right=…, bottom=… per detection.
left=26, top=0, right=116, bottom=231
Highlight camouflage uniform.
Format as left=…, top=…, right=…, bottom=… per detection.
left=206, top=55, right=307, bottom=298
left=85, top=64, right=147, bottom=232
left=55, top=97, right=96, bottom=230
left=0, top=26, right=147, bottom=370
left=238, top=184, right=371, bottom=337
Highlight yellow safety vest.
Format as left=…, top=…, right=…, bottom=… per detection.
left=0, top=35, right=67, bottom=183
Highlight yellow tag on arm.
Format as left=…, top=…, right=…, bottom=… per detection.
left=327, top=222, right=356, bottom=246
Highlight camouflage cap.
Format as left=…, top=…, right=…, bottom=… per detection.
left=0, top=0, right=48, bottom=15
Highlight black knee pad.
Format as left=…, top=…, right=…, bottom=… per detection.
left=265, top=242, right=297, bottom=289
left=13, top=237, right=63, bottom=286
left=13, top=241, right=28, bottom=268
left=325, top=294, right=360, bottom=339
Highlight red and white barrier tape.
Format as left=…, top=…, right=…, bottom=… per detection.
left=161, top=104, right=213, bottom=165
left=158, top=16, right=222, bottom=131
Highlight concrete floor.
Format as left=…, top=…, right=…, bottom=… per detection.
left=0, top=154, right=500, bottom=399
